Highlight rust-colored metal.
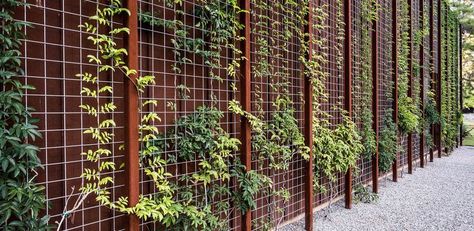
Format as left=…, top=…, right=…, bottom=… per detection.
left=124, top=0, right=140, bottom=230
left=239, top=0, right=252, bottom=230
left=437, top=0, right=442, bottom=158
left=304, top=1, right=314, bottom=229
left=371, top=0, right=379, bottom=193
left=407, top=0, right=414, bottom=174
left=344, top=0, right=353, bottom=208
left=429, top=0, right=435, bottom=162
left=392, top=0, right=399, bottom=181
left=419, top=0, right=425, bottom=168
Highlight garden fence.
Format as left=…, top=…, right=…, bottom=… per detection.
left=7, top=0, right=462, bottom=230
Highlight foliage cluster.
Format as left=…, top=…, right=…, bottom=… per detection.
left=305, top=0, right=363, bottom=194
left=0, top=1, right=49, bottom=230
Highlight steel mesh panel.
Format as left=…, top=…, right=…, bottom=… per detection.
left=310, top=0, right=346, bottom=207
left=422, top=0, right=431, bottom=161
left=378, top=0, right=394, bottom=175
left=19, top=1, right=127, bottom=230
left=352, top=0, right=373, bottom=185
left=136, top=0, right=243, bottom=230
left=249, top=0, right=306, bottom=229
left=412, top=0, right=421, bottom=168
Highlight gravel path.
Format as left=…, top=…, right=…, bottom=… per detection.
left=280, top=147, right=474, bottom=231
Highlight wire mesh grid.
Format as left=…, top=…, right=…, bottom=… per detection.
left=352, top=0, right=373, bottom=186
left=309, top=0, right=346, bottom=207
left=10, top=0, right=455, bottom=230
left=377, top=0, right=394, bottom=175
left=20, top=1, right=127, bottom=230
left=135, top=0, right=243, bottom=230
left=422, top=0, right=431, bottom=162
left=249, top=0, right=306, bottom=229
left=397, top=2, right=409, bottom=172
left=412, top=0, right=421, bottom=168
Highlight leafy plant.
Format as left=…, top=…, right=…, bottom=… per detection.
left=397, top=0, right=421, bottom=136
left=353, top=184, right=379, bottom=204
left=378, top=113, right=397, bottom=173
left=304, top=0, right=363, bottom=194
left=0, top=1, right=49, bottom=230
left=358, top=0, right=378, bottom=159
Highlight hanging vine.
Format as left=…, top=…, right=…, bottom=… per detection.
left=378, top=4, right=397, bottom=174
left=398, top=0, right=420, bottom=136
left=0, top=1, right=49, bottom=230
left=304, top=0, right=363, bottom=196
left=358, top=0, right=378, bottom=160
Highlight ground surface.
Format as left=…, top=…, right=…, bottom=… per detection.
left=280, top=147, right=474, bottom=231
left=463, top=113, right=474, bottom=146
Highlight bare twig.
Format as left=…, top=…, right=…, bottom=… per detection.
left=56, top=187, right=92, bottom=231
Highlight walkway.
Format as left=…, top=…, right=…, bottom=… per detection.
left=281, top=147, right=474, bottom=231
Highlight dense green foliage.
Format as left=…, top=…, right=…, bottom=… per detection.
left=440, top=2, right=462, bottom=152
left=0, top=1, right=49, bottom=230
left=398, top=0, right=421, bottom=135
left=306, top=0, right=363, bottom=194
left=358, top=0, right=378, bottom=159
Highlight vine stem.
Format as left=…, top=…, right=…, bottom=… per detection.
left=56, top=187, right=92, bottom=231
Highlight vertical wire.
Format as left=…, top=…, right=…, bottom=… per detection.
left=61, top=0, right=68, bottom=229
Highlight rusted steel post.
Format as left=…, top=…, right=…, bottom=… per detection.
left=437, top=0, right=442, bottom=158
left=429, top=0, right=435, bottom=162
left=124, top=0, right=140, bottom=230
left=392, top=0, right=399, bottom=181
left=419, top=0, right=425, bottom=168
left=371, top=0, right=379, bottom=193
left=239, top=0, right=252, bottom=230
left=304, top=1, right=314, bottom=229
left=344, top=0, right=354, bottom=208
left=407, top=0, right=414, bottom=174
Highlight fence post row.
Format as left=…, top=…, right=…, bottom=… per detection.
left=239, top=0, right=252, bottom=230
left=371, top=0, right=380, bottom=193
left=344, top=0, right=354, bottom=209
left=392, top=0, right=399, bottom=182
left=112, top=0, right=457, bottom=230
left=124, top=0, right=140, bottom=230
left=419, top=0, right=426, bottom=168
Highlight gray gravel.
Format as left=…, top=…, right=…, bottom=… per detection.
left=280, top=147, right=474, bottom=231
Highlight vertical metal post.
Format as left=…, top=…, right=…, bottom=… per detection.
left=407, top=0, right=414, bottom=174
left=304, top=1, right=314, bottom=229
left=124, top=0, right=140, bottom=230
left=392, top=0, right=399, bottom=181
left=419, top=0, right=425, bottom=168
left=239, top=0, right=252, bottom=230
left=344, top=0, right=354, bottom=208
left=371, top=0, right=379, bottom=193
left=429, top=0, right=435, bottom=162
left=436, top=0, right=442, bottom=158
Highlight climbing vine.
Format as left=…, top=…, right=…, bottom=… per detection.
left=230, top=0, right=310, bottom=228
left=440, top=4, right=461, bottom=153
left=0, top=1, right=49, bottom=230
left=378, top=5, right=397, bottom=174
left=398, top=0, right=421, bottom=136
left=358, top=0, right=378, bottom=160
left=305, top=0, right=363, bottom=196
